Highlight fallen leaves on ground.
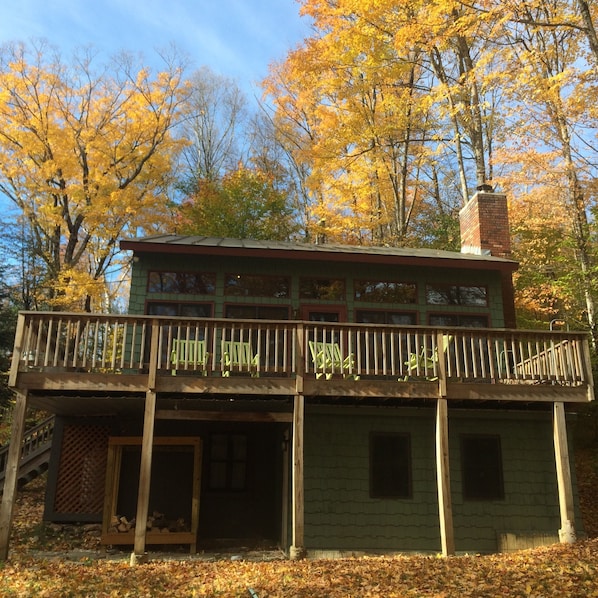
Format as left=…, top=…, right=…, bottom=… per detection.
left=1, top=540, right=598, bottom=597
left=4, top=451, right=598, bottom=597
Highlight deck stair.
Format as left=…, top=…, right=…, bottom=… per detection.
left=0, top=416, right=54, bottom=491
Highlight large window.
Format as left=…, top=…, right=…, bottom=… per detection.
left=356, top=310, right=417, bottom=325
left=148, top=271, right=216, bottom=295
left=426, top=284, right=488, bottom=307
left=208, top=434, right=247, bottom=491
left=370, top=433, right=412, bottom=499
left=299, top=277, right=345, bottom=301
left=461, top=435, right=504, bottom=500
left=224, top=274, right=290, bottom=298
left=354, top=280, right=417, bottom=304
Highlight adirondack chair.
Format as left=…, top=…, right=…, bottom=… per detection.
left=221, top=340, right=260, bottom=377
left=171, top=339, right=209, bottom=376
left=402, top=335, right=452, bottom=381
left=308, top=340, right=359, bottom=380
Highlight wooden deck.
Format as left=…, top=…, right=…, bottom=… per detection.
left=8, top=311, right=594, bottom=409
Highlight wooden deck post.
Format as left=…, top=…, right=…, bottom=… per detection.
left=131, top=320, right=160, bottom=564
left=553, top=401, right=576, bottom=543
left=290, top=393, right=305, bottom=559
left=436, top=398, right=455, bottom=556
left=0, top=390, right=28, bottom=560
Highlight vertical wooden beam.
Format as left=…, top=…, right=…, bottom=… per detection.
left=131, top=320, right=160, bottom=563
left=436, top=331, right=448, bottom=398
left=553, top=401, right=576, bottom=543
left=281, top=428, right=290, bottom=552
left=131, top=389, right=157, bottom=562
left=290, top=393, right=305, bottom=559
left=436, top=398, right=455, bottom=556
left=0, top=390, right=28, bottom=560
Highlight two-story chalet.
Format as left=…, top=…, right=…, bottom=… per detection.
left=0, top=190, right=593, bottom=560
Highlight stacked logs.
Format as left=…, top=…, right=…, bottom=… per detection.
left=108, top=511, right=188, bottom=534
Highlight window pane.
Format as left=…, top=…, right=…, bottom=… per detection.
left=428, top=314, right=488, bottom=327
left=370, top=434, right=411, bottom=498
left=147, top=302, right=212, bottom=318
left=356, top=310, right=416, bottom=325
left=225, top=305, right=289, bottom=320
left=426, top=284, right=488, bottom=307
left=211, top=435, right=228, bottom=460
left=209, top=463, right=227, bottom=489
left=299, top=278, right=345, bottom=300
left=461, top=435, right=504, bottom=500
left=224, top=274, right=290, bottom=298
left=354, top=281, right=417, bottom=304
left=148, top=271, right=216, bottom=294
left=230, top=463, right=247, bottom=489
left=459, top=286, right=488, bottom=307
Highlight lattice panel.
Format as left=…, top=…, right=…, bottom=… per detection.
left=53, top=424, right=110, bottom=515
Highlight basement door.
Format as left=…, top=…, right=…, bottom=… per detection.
left=197, top=422, right=285, bottom=549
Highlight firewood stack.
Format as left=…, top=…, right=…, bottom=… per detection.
left=108, top=511, right=188, bottom=534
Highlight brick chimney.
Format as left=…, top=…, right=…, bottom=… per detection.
left=459, top=190, right=511, bottom=258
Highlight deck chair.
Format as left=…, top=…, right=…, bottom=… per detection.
left=309, top=340, right=359, bottom=380
left=402, top=335, right=452, bottom=381
left=221, top=340, right=260, bottom=377
left=171, top=339, right=208, bottom=376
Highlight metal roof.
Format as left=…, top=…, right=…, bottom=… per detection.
left=120, top=235, right=518, bottom=270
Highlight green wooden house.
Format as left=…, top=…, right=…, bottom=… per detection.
left=1, top=190, right=593, bottom=559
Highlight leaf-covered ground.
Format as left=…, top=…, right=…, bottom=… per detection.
left=1, top=539, right=598, bottom=597
left=3, top=475, right=598, bottom=597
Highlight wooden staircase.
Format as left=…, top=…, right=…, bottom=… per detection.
left=0, top=416, right=54, bottom=491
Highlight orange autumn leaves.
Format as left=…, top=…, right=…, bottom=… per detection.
left=2, top=541, right=598, bottom=597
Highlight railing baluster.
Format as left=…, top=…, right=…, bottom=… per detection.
left=10, top=313, right=592, bottom=392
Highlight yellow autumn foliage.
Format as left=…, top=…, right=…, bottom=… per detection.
left=0, top=42, right=189, bottom=311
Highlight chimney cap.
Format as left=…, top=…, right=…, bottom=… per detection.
left=476, top=183, right=494, bottom=192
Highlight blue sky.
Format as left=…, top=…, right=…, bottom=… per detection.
left=0, top=0, right=312, bottom=100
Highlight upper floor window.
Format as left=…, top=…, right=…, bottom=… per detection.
left=426, top=284, right=488, bottom=307
left=148, top=271, right=216, bottom=295
left=224, top=274, right=290, bottom=298
left=461, top=435, right=504, bottom=501
left=299, top=277, right=345, bottom=301
left=356, top=310, right=417, bottom=325
left=354, top=280, right=417, bottom=304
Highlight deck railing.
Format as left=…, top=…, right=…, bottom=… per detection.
left=10, top=311, right=593, bottom=388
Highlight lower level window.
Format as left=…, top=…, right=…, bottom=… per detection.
left=370, top=433, right=412, bottom=498
left=208, top=434, right=247, bottom=491
left=461, top=435, right=504, bottom=500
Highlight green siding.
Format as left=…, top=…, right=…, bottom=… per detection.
left=303, top=407, right=579, bottom=554
left=304, top=408, right=439, bottom=552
